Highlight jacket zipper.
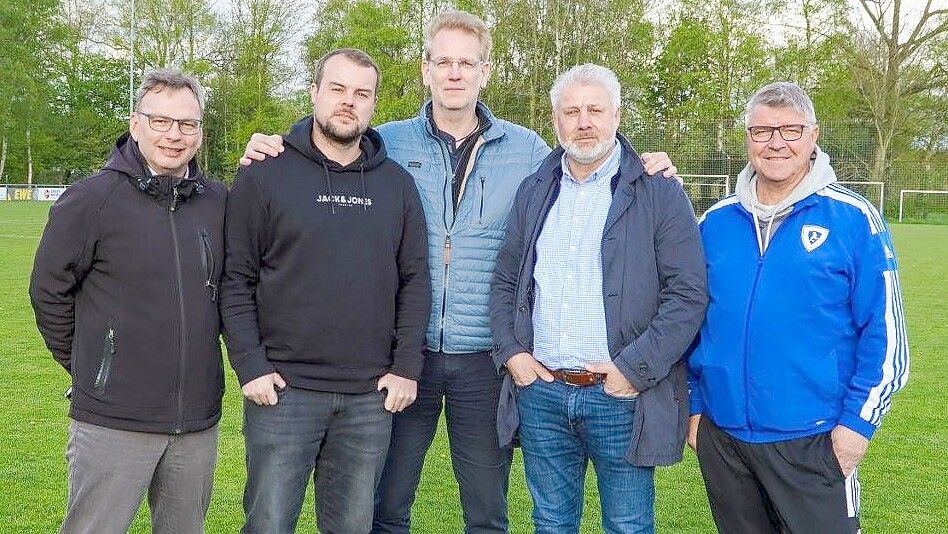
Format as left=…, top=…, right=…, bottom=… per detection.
left=199, top=229, right=218, bottom=302
left=169, top=184, right=187, bottom=434
left=93, top=318, right=117, bottom=391
left=742, top=258, right=764, bottom=431
left=436, top=136, right=488, bottom=350
left=741, top=215, right=790, bottom=431
left=439, top=235, right=451, bottom=350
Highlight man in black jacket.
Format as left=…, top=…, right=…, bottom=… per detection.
left=220, top=48, right=430, bottom=533
left=30, top=69, right=225, bottom=533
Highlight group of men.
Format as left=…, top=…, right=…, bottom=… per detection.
left=29, top=8, right=908, bottom=534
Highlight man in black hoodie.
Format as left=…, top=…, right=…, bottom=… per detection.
left=30, top=69, right=225, bottom=533
left=220, top=48, right=431, bottom=533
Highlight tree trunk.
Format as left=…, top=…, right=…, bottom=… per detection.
left=27, top=128, right=33, bottom=185
left=871, top=133, right=891, bottom=183
left=0, top=136, right=7, bottom=181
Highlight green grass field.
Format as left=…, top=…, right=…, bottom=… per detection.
left=1, top=201, right=945, bottom=533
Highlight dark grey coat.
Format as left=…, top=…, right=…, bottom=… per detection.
left=489, top=133, right=708, bottom=466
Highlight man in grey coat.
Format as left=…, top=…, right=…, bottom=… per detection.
left=489, top=64, right=708, bottom=533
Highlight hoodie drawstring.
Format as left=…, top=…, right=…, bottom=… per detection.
left=359, top=164, right=367, bottom=213
left=323, top=161, right=335, bottom=215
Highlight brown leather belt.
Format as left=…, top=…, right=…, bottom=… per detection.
left=550, top=369, right=607, bottom=387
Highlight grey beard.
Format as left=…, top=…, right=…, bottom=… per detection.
left=561, top=138, right=614, bottom=165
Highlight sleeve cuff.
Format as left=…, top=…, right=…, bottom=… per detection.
left=493, top=342, right=528, bottom=371
left=838, top=413, right=878, bottom=440
left=389, top=351, right=425, bottom=381
left=613, top=343, right=659, bottom=393
left=689, top=396, right=705, bottom=416
left=230, top=347, right=275, bottom=386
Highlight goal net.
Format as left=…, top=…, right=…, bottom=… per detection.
left=898, top=190, right=948, bottom=224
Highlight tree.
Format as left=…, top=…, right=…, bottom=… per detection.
left=203, top=0, right=307, bottom=178
left=850, top=0, right=948, bottom=181
left=0, top=0, right=63, bottom=183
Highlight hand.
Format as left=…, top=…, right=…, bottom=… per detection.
left=831, top=425, right=869, bottom=478
left=585, top=361, right=639, bottom=398
left=239, top=133, right=284, bottom=166
left=687, top=414, right=701, bottom=451
left=640, top=151, right=680, bottom=181
left=241, top=372, right=286, bottom=406
left=377, top=373, right=418, bottom=413
left=505, top=352, right=554, bottom=387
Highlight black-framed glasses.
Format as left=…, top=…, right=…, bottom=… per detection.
left=746, top=124, right=811, bottom=143
left=136, top=111, right=203, bottom=135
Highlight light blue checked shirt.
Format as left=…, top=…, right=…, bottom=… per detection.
left=532, top=140, right=620, bottom=370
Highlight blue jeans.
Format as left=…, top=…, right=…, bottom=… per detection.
left=241, top=386, right=391, bottom=534
left=373, top=351, right=511, bottom=534
left=517, top=380, right=655, bottom=534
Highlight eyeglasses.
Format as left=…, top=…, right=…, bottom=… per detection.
left=136, top=111, right=203, bottom=135
left=428, top=56, right=483, bottom=73
left=746, top=124, right=812, bottom=143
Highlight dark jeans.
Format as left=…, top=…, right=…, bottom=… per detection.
left=372, top=351, right=511, bottom=534
left=242, top=386, right=391, bottom=534
left=517, top=380, right=654, bottom=534
left=696, top=416, right=860, bottom=534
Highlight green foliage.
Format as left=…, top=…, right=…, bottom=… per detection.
left=0, top=0, right=63, bottom=182
left=0, top=0, right=943, bottom=187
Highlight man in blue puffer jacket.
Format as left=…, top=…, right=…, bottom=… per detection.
left=687, top=82, right=909, bottom=534
left=240, top=11, right=677, bottom=532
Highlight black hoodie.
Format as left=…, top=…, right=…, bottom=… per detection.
left=29, top=133, right=227, bottom=434
left=221, top=116, right=430, bottom=393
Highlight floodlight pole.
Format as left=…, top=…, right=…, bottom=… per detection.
left=129, top=0, right=136, bottom=116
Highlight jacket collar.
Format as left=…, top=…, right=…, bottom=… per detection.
left=419, top=100, right=506, bottom=144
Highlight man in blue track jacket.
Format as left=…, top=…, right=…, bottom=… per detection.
left=687, top=82, right=909, bottom=534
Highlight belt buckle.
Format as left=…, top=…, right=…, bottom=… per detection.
left=560, top=369, right=593, bottom=387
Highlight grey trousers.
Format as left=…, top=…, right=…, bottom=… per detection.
left=59, top=419, right=219, bottom=534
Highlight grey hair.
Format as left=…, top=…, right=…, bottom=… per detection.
left=134, top=68, right=206, bottom=114
left=549, top=64, right=621, bottom=110
left=744, top=81, right=816, bottom=125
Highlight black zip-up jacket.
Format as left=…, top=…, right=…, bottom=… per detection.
left=29, top=133, right=226, bottom=434
left=221, top=116, right=430, bottom=393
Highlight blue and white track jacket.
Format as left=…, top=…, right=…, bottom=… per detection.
left=688, top=184, right=909, bottom=443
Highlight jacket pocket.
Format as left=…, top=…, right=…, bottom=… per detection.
left=478, top=176, right=485, bottom=225
left=93, top=318, right=117, bottom=391
left=198, top=229, right=218, bottom=302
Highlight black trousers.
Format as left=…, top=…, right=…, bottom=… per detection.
left=696, top=416, right=861, bottom=534
left=372, top=351, right=511, bottom=534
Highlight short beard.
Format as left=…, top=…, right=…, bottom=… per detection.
left=315, top=114, right=365, bottom=146
left=560, top=137, right=614, bottom=165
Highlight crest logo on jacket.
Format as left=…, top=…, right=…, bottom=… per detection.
left=801, top=225, right=829, bottom=252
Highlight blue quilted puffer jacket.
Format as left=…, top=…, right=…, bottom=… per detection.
left=377, top=102, right=550, bottom=353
